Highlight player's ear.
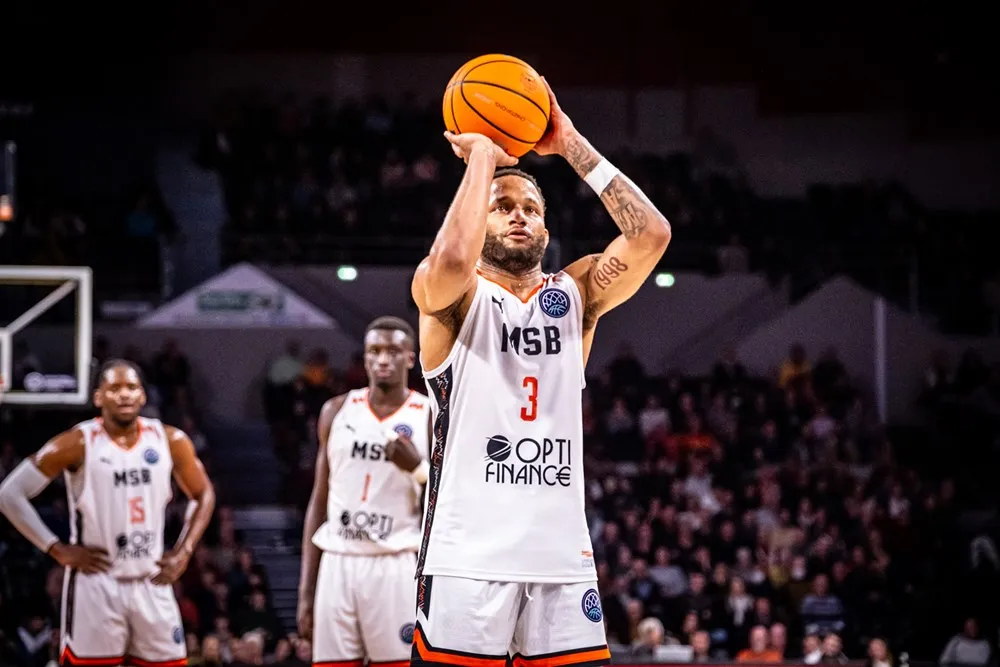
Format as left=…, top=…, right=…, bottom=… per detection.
left=92, top=389, right=102, bottom=409
left=138, top=386, right=147, bottom=409
left=406, top=349, right=416, bottom=371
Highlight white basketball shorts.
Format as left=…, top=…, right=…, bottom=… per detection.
left=60, top=569, right=186, bottom=667
left=411, top=575, right=610, bottom=667
left=313, top=550, right=417, bottom=667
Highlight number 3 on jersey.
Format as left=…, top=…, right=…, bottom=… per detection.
left=521, top=375, right=538, bottom=422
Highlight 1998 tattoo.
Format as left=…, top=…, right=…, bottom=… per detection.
left=593, top=257, right=629, bottom=290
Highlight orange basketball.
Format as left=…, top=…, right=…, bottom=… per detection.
left=443, top=54, right=551, bottom=158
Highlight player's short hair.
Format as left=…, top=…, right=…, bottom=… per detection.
left=493, top=167, right=545, bottom=209
left=365, top=316, right=415, bottom=342
left=93, top=358, right=145, bottom=390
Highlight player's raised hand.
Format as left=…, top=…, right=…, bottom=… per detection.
left=443, top=132, right=518, bottom=167
left=385, top=432, right=423, bottom=474
left=152, top=547, right=192, bottom=585
left=532, top=77, right=577, bottom=158
left=48, top=543, right=111, bottom=574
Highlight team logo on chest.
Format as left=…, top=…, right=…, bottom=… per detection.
left=538, top=287, right=570, bottom=318
left=392, top=423, right=413, bottom=439
left=143, top=448, right=159, bottom=465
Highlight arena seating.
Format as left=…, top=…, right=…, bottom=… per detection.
left=203, top=92, right=999, bottom=336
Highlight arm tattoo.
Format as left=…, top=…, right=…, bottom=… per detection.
left=599, top=176, right=649, bottom=240
left=564, top=136, right=601, bottom=177
left=592, top=256, right=629, bottom=290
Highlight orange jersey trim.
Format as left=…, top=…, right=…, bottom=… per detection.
left=365, top=388, right=415, bottom=423
left=476, top=270, right=546, bottom=304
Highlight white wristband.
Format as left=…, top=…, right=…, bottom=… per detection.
left=583, top=158, right=620, bottom=195
left=410, top=460, right=430, bottom=485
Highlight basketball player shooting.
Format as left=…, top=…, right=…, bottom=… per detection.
left=297, top=316, right=432, bottom=667
left=0, top=359, right=216, bottom=667
left=410, top=78, right=671, bottom=665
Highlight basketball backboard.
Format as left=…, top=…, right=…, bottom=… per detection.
left=0, top=265, right=92, bottom=405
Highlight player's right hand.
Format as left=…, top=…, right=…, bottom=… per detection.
left=48, top=543, right=111, bottom=574
left=296, top=601, right=314, bottom=640
left=444, top=131, right=518, bottom=167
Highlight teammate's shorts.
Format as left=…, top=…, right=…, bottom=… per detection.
left=313, top=550, right=417, bottom=666
left=60, top=569, right=186, bottom=667
left=411, top=575, right=611, bottom=667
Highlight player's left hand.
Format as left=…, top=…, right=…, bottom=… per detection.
left=385, top=432, right=423, bottom=474
left=532, top=77, right=578, bottom=158
left=152, top=547, right=192, bottom=585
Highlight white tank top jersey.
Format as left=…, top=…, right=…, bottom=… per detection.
left=64, top=417, right=174, bottom=580
left=418, top=272, right=596, bottom=583
left=312, top=388, right=432, bottom=556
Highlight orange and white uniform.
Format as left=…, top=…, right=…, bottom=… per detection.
left=414, top=273, right=609, bottom=666
left=61, top=417, right=186, bottom=667
left=312, top=389, right=431, bottom=665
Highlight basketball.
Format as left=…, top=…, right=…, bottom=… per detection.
left=443, top=54, right=551, bottom=158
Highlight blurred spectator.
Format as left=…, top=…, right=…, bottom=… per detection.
left=868, top=637, right=894, bottom=667
left=820, top=633, right=849, bottom=665
left=939, top=619, right=992, bottom=667
left=736, top=625, right=782, bottom=663
left=800, top=574, right=846, bottom=636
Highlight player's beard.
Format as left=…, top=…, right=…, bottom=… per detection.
left=481, top=231, right=547, bottom=275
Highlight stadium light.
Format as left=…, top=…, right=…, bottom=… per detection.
left=655, top=273, right=675, bottom=288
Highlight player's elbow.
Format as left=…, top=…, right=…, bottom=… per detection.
left=646, top=215, right=672, bottom=250
left=199, top=481, right=217, bottom=507
left=631, top=217, right=671, bottom=259
left=0, top=485, right=14, bottom=518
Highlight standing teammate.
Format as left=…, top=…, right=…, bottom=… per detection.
left=0, top=359, right=216, bottom=667
left=410, top=78, right=672, bottom=664
left=297, top=316, right=431, bottom=666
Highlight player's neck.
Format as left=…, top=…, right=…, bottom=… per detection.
left=476, top=261, right=543, bottom=296
left=368, top=384, right=410, bottom=410
left=101, top=417, right=141, bottom=447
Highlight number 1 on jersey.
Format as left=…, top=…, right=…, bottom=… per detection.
left=521, top=375, right=538, bottom=422
left=360, top=473, right=372, bottom=502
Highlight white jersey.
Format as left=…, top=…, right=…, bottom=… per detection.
left=313, top=388, right=432, bottom=555
left=418, top=272, right=596, bottom=583
left=65, top=417, right=174, bottom=579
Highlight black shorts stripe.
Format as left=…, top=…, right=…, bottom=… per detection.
left=416, top=366, right=453, bottom=577
left=62, top=569, right=77, bottom=640
left=416, top=574, right=433, bottom=618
